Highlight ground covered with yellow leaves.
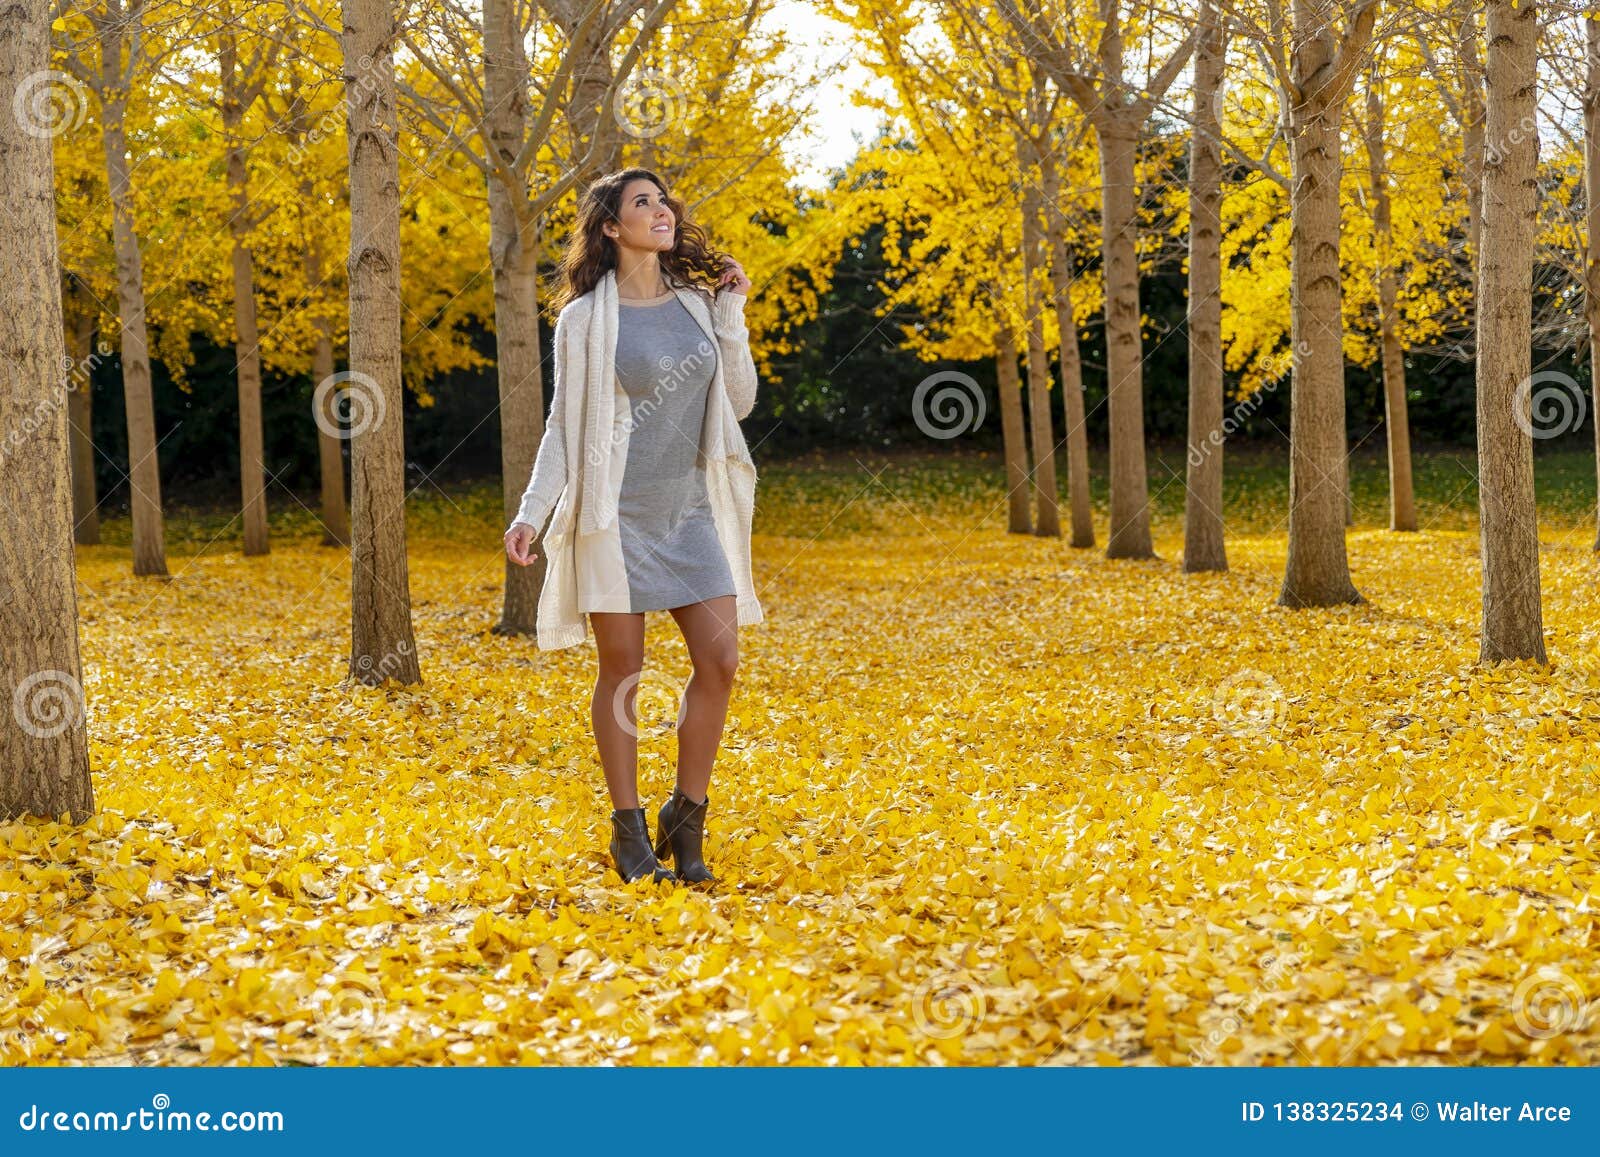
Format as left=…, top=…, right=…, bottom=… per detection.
left=3, top=448, right=1599, bottom=1065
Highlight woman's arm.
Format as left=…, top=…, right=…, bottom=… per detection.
left=711, top=290, right=758, bottom=421
left=509, top=302, right=586, bottom=534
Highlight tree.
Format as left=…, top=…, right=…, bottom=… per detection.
left=1183, top=0, right=1228, bottom=572
left=1000, top=0, right=1199, bottom=560
left=398, top=0, right=679, bottom=635
left=343, top=0, right=420, bottom=685
left=1036, top=121, right=1096, bottom=548
left=62, top=274, right=101, bottom=545
left=832, top=2, right=1103, bottom=542
left=1016, top=119, right=1063, bottom=539
left=1475, top=0, right=1544, bottom=663
left=1270, top=0, right=1376, bottom=606
left=56, top=0, right=171, bottom=576
left=1586, top=12, right=1600, bottom=551
left=2, top=0, right=94, bottom=822
left=210, top=0, right=283, bottom=556
left=1360, top=54, right=1418, bottom=532
left=994, top=315, right=1034, bottom=533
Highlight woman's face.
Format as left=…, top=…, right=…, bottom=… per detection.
left=604, top=179, right=676, bottom=254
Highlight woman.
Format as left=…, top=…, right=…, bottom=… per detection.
left=503, top=168, right=764, bottom=885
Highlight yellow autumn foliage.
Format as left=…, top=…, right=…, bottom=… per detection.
left=2, top=462, right=1599, bottom=1066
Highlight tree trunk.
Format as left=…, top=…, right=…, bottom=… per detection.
left=995, top=320, right=1032, bottom=534
left=1586, top=15, right=1600, bottom=551
left=1365, top=65, right=1417, bottom=532
left=561, top=3, right=619, bottom=191
left=100, top=88, right=167, bottom=576
left=1, top=0, right=94, bottom=822
left=285, top=68, right=350, bottom=548
left=1038, top=144, right=1094, bottom=548
left=64, top=283, right=100, bottom=545
left=1279, top=0, right=1361, bottom=607
left=1475, top=0, right=1544, bottom=663
left=1458, top=7, right=1486, bottom=263
left=313, top=334, right=349, bottom=546
left=344, top=0, right=421, bottom=685
left=1097, top=116, right=1154, bottom=558
left=485, top=0, right=548, bottom=635
left=221, top=32, right=269, bottom=556
left=1019, top=170, right=1060, bottom=538
left=1183, top=0, right=1227, bottom=573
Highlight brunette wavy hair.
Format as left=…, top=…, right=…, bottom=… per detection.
left=549, top=168, right=733, bottom=313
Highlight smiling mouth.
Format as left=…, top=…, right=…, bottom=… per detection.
left=651, top=224, right=672, bottom=233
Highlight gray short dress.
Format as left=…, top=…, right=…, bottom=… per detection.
left=575, top=291, right=739, bottom=614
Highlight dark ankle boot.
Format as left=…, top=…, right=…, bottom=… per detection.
left=654, top=787, right=716, bottom=883
left=610, top=807, right=676, bottom=883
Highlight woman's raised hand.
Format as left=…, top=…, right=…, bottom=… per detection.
left=504, top=523, right=539, bottom=566
left=717, top=255, right=752, bottom=296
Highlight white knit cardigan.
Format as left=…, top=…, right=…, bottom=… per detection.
left=509, top=267, right=764, bottom=650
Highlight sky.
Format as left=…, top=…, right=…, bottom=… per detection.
left=766, top=1, right=893, bottom=189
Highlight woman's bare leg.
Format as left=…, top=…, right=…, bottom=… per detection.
left=666, top=595, right=739, bottom=803
left=589, top=611, right=647, bottom=809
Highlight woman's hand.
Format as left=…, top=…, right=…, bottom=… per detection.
left=504, top=523, right=539, bottom=566
left=717, top=255, right=752, bottom=296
